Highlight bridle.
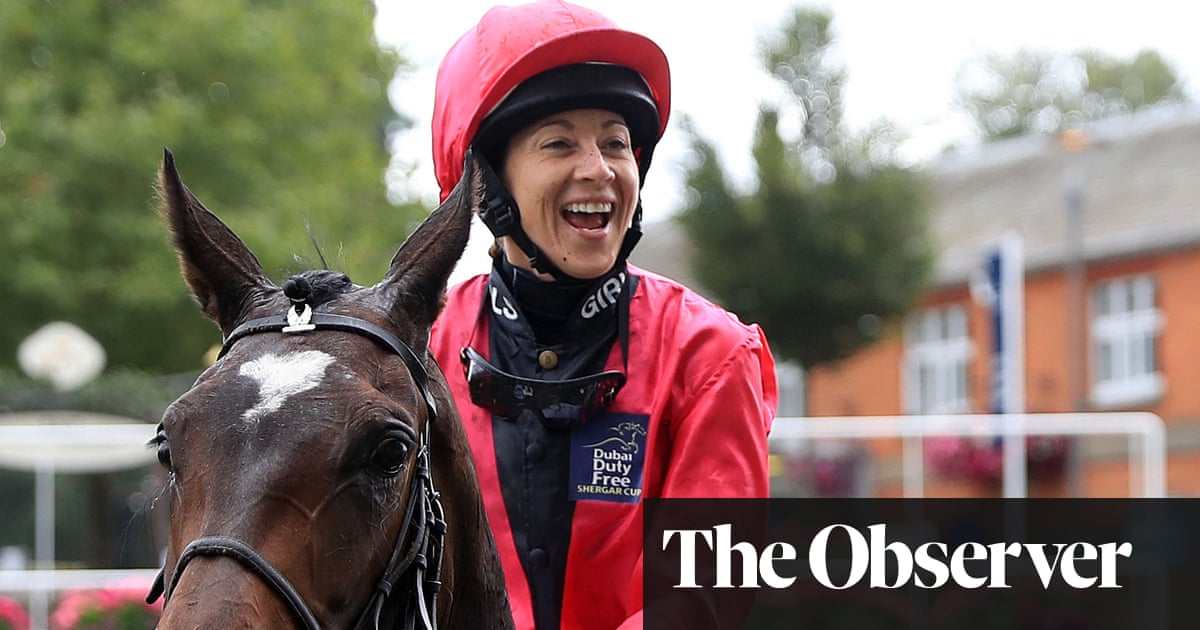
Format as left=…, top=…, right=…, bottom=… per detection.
left=146, top=297, right=447, bottom=630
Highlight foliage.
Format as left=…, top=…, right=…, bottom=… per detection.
left=756, top=8, right=845, bottom=176
left=0, top=368, right=178, bottom=569
left=955, top=47, right=1188, bottom=141
left=0, top=0, right=423, bottom=373
left=0, top=368, right=193, bottom=422
left=678, top=8, right=935, bottom=367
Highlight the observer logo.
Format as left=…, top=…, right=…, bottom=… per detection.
left=662, top=523, right=1134, bottom=590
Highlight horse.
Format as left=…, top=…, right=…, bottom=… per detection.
left=145, top=149, right=514, bottom=630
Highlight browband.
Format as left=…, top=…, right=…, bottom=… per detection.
left=219, top=311, right=438, bottom=421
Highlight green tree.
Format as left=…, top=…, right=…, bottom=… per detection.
left=678, top=8, right=935, bottom=368
left=955, top=47, right=1188, bottom=141
left=0, top=0, right=421, bottom=373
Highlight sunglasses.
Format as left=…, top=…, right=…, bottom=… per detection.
left=460, top=346, right=626, bottom=429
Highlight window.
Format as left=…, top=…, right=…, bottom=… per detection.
left=1090, top=275, right=1164, bottom=407
left=903, top=305, right=972, bottom=414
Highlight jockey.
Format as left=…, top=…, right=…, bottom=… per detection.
left=427, top=2, right=778, bottom=628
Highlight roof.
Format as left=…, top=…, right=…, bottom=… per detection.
left=931, top=103, right=1200, bottom=284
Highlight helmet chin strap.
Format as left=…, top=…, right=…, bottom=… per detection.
left=472, top=148, right=642, bottom=282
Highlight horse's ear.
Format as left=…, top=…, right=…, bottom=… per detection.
left=158, top=148, right=274, bottom=334
left=379, top=151, right=482, bottom=329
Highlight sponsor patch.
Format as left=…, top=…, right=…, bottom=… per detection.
left=569, top=412, right=648, bottom=503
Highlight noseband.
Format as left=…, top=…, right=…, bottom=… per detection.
left=147, top=299, right=447, bottom=630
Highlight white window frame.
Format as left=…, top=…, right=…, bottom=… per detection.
left=1090, top=274, right=1164, bottom=408
left=903, top=305, right=973, bottom=414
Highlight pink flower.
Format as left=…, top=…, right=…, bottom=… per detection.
left=924, top=435, right=1070, bottom=484
left=49, top=576, right=161, bottom=630
left=0, top=595, right=30, bottom=630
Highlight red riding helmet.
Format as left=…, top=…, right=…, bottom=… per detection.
left=432, top=0, right=671, bottom=202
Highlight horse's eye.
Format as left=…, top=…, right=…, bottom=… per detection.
left=370, top=437, right=412, bottom=477
left=152, top=424, right=172, bottom=471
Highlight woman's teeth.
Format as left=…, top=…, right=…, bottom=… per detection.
left=562, top=203, right=612, bottom=229
left=563, top=202, right=612, bottom=214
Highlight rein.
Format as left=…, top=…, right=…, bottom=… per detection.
left=147, top=300, right=447, bottom=630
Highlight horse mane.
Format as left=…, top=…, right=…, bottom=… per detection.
left=282, top=270, right=353, bottom=309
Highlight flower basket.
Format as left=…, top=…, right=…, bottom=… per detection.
left=779, top=443, right=866, bottom=497
left=49, top=577, right=161, bottom=630
left=925, top=434, right=1071, bottom=485
left=0, top=595, right=30, bottom=630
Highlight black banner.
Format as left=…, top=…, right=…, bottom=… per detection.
left=644, top=499, right=1199, bottom=629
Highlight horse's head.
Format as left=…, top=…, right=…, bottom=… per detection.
left=149, top=150, right=511, bottom=629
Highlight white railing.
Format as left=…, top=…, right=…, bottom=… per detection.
left=0, top=569, right=158, bottom=594
left=0, top=569, right=159, bottom=630
left=0, top=413, right=1168, bottom=628
left=0, top=419, right=159, bottom=630
left=768, top=412, right=1166, bottom=498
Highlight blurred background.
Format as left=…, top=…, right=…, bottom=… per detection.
left=2, top=0, right=1197, bottom=627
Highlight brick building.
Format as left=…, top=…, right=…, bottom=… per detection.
left=632, top=104, right=1200, bottom=497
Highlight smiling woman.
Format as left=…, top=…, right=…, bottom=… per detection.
left=499, top=108, right=641, bottom=280
left=424, top=3, right=778, bottom=629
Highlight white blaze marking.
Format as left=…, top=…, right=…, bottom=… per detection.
left=238, top=350, right=335, bottom=423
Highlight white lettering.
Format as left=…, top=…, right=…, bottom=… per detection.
left=663, top=529, right=714, bottom=588
left=590, top=471, right=631, bottom=487
left=490, top=285, right=518, bottom=320
left=759, top=542, right=797, bottom=588
left=713, top=523, right=761, bottom=588
left=670, top=524, right=1133, bottom=591
left=868, top=524, right=912, bottom=588
left=913, top=542, right=949, bottom=588
left=809, top=524, right=869, bottom=590
left=580, top=273, right=625, bottom=319
left=949, top=542, right=989, bottom=589
left=1099, top=542, right=1133, bottom=588
left=986, top=542, right=1022, bottom=588
left=1059, top=542, right=1097, bottom=588
left=1026, top=543, right=1069, bottom=588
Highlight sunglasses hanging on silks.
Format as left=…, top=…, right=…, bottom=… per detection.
left=460, top=346, right=626, bottom=431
